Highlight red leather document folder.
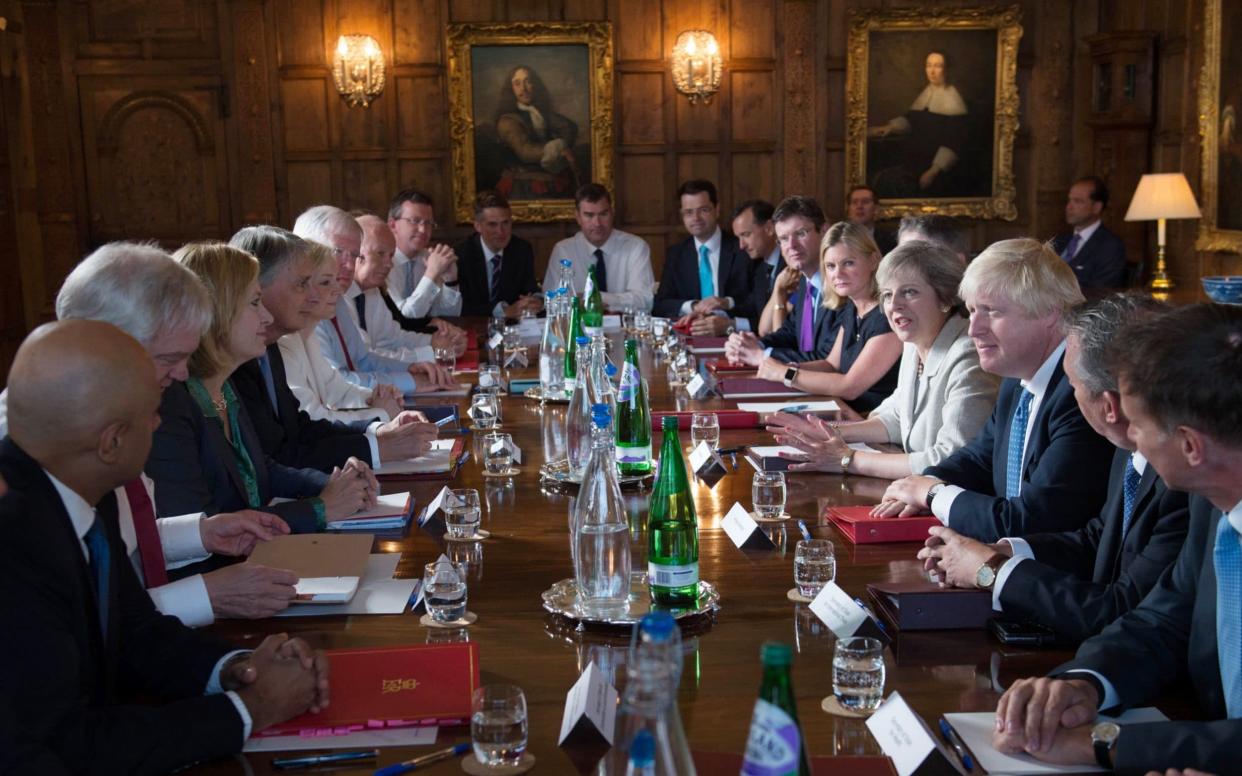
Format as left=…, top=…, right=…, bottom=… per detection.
left=650, top=410, right=761, bottom=431
left=454, top=351, right=480, bottom=373
left=685, top=336, right=728, bottom=354
left=465, top=330, right=478, bottom=350
left=866, top=580, right=994, bottom=631
left=717, top=377, right=808, bottom=399
left=826, top=505, right=940, bottom=544
left=692, top=752, right=896, bottom=775
left=704, top=358, right=755, bottom=375
left=257, top=642, right=481, bottom=736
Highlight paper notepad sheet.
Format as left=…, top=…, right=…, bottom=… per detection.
left=373, top=439, right=457, bottom=475
left=243, top=723, right=437, bottom=752
left=274, top=554, right=416, bottom=617
left=737, top=400, right=841, bottom=413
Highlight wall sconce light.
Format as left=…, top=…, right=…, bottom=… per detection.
left=333, top=34, right=386, bottom=108
left=671, top=30, right=722, bottom=105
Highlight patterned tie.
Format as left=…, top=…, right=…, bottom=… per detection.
left=256, top=353, right=279, bottom=412
left=490, top=254, right=503, bottom=304
left=1005, top=388, right=1034, bottom=498
left=84, top=516, right=111, bottom=640
left=1120, top=455, right=1142, bottom=537
left=1213, top=516, right=1242, bottom=717
left=698, top=244, right=714, bottom=298
left=1060, top=233, right=1081, bottom=263
left=593, top=248, right=608, bottom=294
left=329, top=317, right=356, bottom=370
left=123, top=479, right=167, bottom=587
left=800, top=284, right=818, bottom=351
left=353, top=293, right=367, bottom=331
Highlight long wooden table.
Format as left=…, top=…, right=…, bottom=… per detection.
left=197, top=332, right=1080, bottom=775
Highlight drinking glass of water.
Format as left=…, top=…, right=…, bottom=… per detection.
left=690, top=412, right=720, bottom=450
left=622, top=308, right=638, bottom=335
left=423, top=560, right=468, bottom=622
left=444, top=488, right=482, bottom=538
left=434, top=346, right=456, bottom=373
left=469, top=392, right=499, bottom=430
left=752, top=471, right=788, bottom=520
left=794, top=538, right=836, bottom=597
left=484, top=432, right=515, bottom=475
left=471, top=684, right=528, bottom=767
left=833, top=637, right=885, bottom=712
left=635, top=310, right=652, bottom=339
left=478, top=363, right=502, bottom=392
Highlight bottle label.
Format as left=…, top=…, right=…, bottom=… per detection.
left=584, top=275, right=595, bottom=298
left=741, top=699, right=802, bottom=776
left=647, top=561, right=697, bottom=589
left=539, top=354, right=553, bottom=385
left=564, top=376, right=577, bottom=391
left=616, top=444, right=651, bottom=465
left=617, top=361, right=640, bottom=402
left=583, top=325, right=603, bottom=337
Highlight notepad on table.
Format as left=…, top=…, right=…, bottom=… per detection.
left=247, top=533, right=373, bottom=604
left=327, top=492, right=413, bottom=531
left=743, top=445, right=806, bottom=472
left=737, top=400, right=841, bottom=413
left=373, top=438, right=461, bottom=477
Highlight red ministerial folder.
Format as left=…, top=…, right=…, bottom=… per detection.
left=866, top=579, right=994, bottom=631
left=454, top=350, right=480, bottom=374
left=826, top=505, right=939, bottom=544
left=257, top=642, right=481, bottom=736
left=465, top=330, right=478, bottom=350
left=650, top=410, right=761, bottom=431
left=692, top=752, right=896, bottom=775
left=685, top=335, right=728, bottom=354
left=704, top=358, right=755, bottom=375
left=717, top=377, right=808, bottom=399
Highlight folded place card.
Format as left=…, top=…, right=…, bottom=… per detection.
left=688, top=440, right=728, bottom=488
left=866, top=692, right=966, bottom=776
left=602, top=314, right=622, bottom=330
left=418, top=486, right=452, bottom=528
left=487, top=331, right=503, bottom=350
left=721, top=502, right=775, bottom=550
left=685, top=371, right=713, bottom=399
left=557, top=661, right=617, bottom=748
left=808, top=580, right=891, bottom=646
left=489, top=437, right=523, bottom=465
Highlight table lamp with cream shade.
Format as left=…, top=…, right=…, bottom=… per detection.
left=1124, top=172, right=1202, bottom=298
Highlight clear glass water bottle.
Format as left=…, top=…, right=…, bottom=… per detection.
left=566, top=336, right=595, bottom=477
left=558, top=257, right=576, bottom=293
left=539, top=290, right=566, bottom=396
left=573, top=403, right=632, bottom=615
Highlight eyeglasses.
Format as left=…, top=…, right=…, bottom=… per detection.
left=395, top=216, right=437, bottom=230
left=778, top=227, right=813, bottom=245
left=679, top=206, right=715, bottom=218
left=331, top=246, right=362, bottom=261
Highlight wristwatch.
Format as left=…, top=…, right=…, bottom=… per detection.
left=839, top=450, right=855, bottom=474
left=1090, top=721, right=1120, bottom=768
left=926, top=481, right=946, bottom=509
left=974, top=553, right=1007, bottom=590
left=783, top=365, right=799, bottom=388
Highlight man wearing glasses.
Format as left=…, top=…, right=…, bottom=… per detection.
left=653, top=179, right=755, bottom=328
left=387, top=188, right=462, bottom=319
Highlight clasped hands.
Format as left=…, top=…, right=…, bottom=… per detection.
left=724, top=331, right=765, bottom=366
left=675, top=296, right=733, bottom=336
left=221, top=633, right=331, bottom=732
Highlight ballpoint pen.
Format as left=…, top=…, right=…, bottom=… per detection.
left=272, top=749, right=378, bottom=770
left=938, top=718, right=975, bottom=771
left=373, top=742, right=472, bottom=776
left=797, top=520, right=813, bottom=542
left=778, top=404, right=809, bottom=414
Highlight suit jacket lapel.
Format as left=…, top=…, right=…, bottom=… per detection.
left=202, top=407, right=251, bottom=503
left=1020, top=357, right=1067, bottom=475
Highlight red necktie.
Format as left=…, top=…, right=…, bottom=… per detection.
left=122, top=479, right=168, bottom=587
left=330, top=317, right=357, bottom=370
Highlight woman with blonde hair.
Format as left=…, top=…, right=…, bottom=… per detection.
left=145, top=242, right=372, bottom=533
left=757, top=221, right=902, bottom=413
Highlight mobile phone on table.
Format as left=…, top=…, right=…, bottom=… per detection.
left=990, top=618, right=1057, bottom=646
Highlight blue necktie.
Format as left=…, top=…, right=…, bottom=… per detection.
left=1213, top=516, right=1242, bottom=717
left=1121, top=455, right=1141, bottom=537
left=84, top=517, right=110, bottom=640
left=256, top=353, right=279, bottom=412
left=1005, top=389, right=1033, bottom=498
left=697, top=244, right=714, bottom=298
left=1060, top=233, right=1081, bottom=263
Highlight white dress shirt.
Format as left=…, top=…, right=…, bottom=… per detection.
left=278, top=330, right=389, bottom=424
left=343, top=282, right=434, bottom=364
left=314, top=300, right=418, bottom=395
left=388, top=248, right=462, bottom=318
left=544, top=229, right=656, bottom=312
left=678, top=228, right=729, bottom=316
left=1064, top=219, right=1102, bottom=261
left=43, top=468, right=253, bottom=740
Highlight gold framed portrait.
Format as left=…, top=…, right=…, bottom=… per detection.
left=1196, top=0, right=1242, bottom=253
left=446, top=22, right=614, bottom=224
left=844, top=6, right=1022, bottom=220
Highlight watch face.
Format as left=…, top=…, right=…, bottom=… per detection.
left=1092, top=721, right=1121, bottom=744
left=976, top=564, right=996, bottom=588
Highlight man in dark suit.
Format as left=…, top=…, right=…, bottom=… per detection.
left=846, top=185, right=897, bottom=256
left=731, top=199, right=786, bottom=336
left=653, top=179, right=755, bottom=323
left=456, top=189, right=542, bottom=318
left=916, top=294, right=1189, bottom=645
left=0, top=320, right=326, bottom=773
left=1052, top=175, right=1128, bottom=290
left=725, top=196, right=840, bottom=365
left=879, top=238, right=1115, bottom=542
left=992, top=303, right=1242, bottom=774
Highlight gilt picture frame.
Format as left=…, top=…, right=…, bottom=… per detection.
left=1196, top=0, right=1242, bottom=254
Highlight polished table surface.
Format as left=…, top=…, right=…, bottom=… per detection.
left=196, top=331, right=1082, bottom=775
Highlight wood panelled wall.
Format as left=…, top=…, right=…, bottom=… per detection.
left=1, top=0, right=1234, bottom=383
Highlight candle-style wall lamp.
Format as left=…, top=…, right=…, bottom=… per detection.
left=333, top=34, right=386, bottom=108
left=671, top=30, right=722, bottom=105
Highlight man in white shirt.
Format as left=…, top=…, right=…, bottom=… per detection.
left=387, top=187, right=462, bottom=318
left=544, top=183, right=655, bottom=313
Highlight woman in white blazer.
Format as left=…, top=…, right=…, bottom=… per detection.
left=767, top=240, right=998, bottom=478
left=278, top=243, right=403, bottom=424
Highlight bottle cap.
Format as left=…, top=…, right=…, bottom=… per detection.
left=760, top=641, right=793, bottom=666
left=628, top=730, right=656, bottom=767
left=576, top=336, right=590, bottom=345
left=662, top=416, right=679, bottom=431
left=638, top=611, right=677, bottom=641
left=561, top=258, right=572, bottom=266
left=605, top=363, right=618, bottom=377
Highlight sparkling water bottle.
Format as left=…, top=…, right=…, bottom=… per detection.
left=583, top=264, right=605, bottom=337
left=558, top=257, right=576, bottom=293
left=741, top=642, right=811, bottom=776
left=566, top=336, right=595, bottom=477
left=539, top=290, right=567, bottom=396
left=565, top=294, right=584, bottom=391
left=647, top=416, right=699, bottom=607
left=573, top=403, right=632, bottom=615
left=615, top=339, right=652, bottom=475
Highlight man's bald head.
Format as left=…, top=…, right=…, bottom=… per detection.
left=355, top=213, right=396, bottom=290
left=8, top=321, right=160, bottom=492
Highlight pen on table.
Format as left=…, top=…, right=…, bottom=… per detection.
left=434, top=413, right=457, bottom=428
left=938, top=718, right=974, bottom=772
left=778, top=404, right=808, bottom=414
left=272, top=749, right=378, bottom=770
left=716, top=446, right=743, bottom=456
left=373, top=742, right=471, bottom=776
left=797, top=520, right=813, bottom=542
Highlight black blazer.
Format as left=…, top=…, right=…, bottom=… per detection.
left=924, top=353, right=1115, bottom=541
left=653, top=231, right=754, bottom=319
left=233, top=343, right=373, bottom=472
left=455, top=233, right=541, bottom=317
left=145, top=381, right=327, bottom=533
left=743, top=255, right=785, bottom=332
left=1052, top=224, right=1128, bottom=290
left=1053, top=497, right=1242, bottom=774
left=0, top=437, right=243, bottom=774
left=760, top=276, right=840, bottom=363
left=997, top=447, right=1191, bottom=644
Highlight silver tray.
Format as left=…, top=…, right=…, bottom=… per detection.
left=541, top=572, right=719, bottom=627
left=524, top=386, right=572, bottom=403
left=539, top=458, right=655, bottom=488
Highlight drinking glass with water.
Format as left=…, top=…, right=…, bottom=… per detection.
left=635, top=310, right=652, bottom=339
left=469, top=393, right=499, bottom=430
left=423, top=560, right=468, bottom=622
left=471, top=684, right=528, bottom=767
left=833, top=637, right=885, bottom=712
left=444, top=488, right=481, bottom=538
left=478, top=363, right=503, bottom=392
left=484, top=432, right=514, bottom=475
left=434, top=346, right=456, bottom=373
left=794, top=539, right=835, bottom=597
left=689, top=412, right=720, bottom=451
left=752, top=471, right=787, bottom=520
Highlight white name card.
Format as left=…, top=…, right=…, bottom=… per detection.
left=418, top=485, right=451, bottom=527
left=487, top=331, right=503, bottom=350
left=557, top=661, right=617, bottom=747
left=866, top=692, right=962, bottom=776
left=602, top=314, right=622, bottom=331
left=808, top=582, right=890, bottom=645
left=688, top=440, right=727, bottom=487
left=722, top=502, right=775, bottom=550
left=686, top=372, right=710, bottom=399
left=489, top=437, right=523, bottom=465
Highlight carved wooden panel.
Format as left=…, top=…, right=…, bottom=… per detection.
left=230, top=1, right=279, bottom=225
left=281, top=78, right=331, bottom=152
left=394, top=0, right=442, bottom=64
left=677, top=154, right=721, bottom=196
left=676, top=98, right=722, bottom=144
left=396, top=75, right=446, bottom=148
left=619, top=155, right=667, bottom=224
left=619, top=73, right=664, bottom=145
left=397, top=158, right=450, bottom=215
left=616, top=0, right=661, bottom=61
left=564, top=0, right=608, bottom=21
left=449, top=1, right=503, bottom=23
left=286, top=161, right=334, bottom=219
left=730, top=71, right=776, bottom=142
left=731, top=152, right=778, bottom=206
left=341, top=91, right=390, bottom=150
left=730, top=0, right=775, bottom=58
left=342, top=160, right=390, bottom=212
left=275, top=0, right=327, bottom=66
left=74, top=0, right=219, bottom=59
left=664, top=0, right=720, bottom=58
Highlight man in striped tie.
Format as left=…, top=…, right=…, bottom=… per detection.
left=992, top=302, right=1242, bottom=774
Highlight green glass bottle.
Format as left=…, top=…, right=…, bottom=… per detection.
left=647, top=415, right=699, bottom=606
left=740, top=642, right=810, bottom=776
left=564, top=295, right=584, bottom=390
left=582, top=264, right=605, bottom=337
left=615, top=339, right=652, bottom=475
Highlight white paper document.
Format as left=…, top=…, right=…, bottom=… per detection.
left=737, top=400, right=840, bottom=413
left=406, top=383, right=470, bottom=397
left=374, top=439, right=457, bottom=476
left=275, top=554, right=416, bottom=617
left=244, top=724, right=437, bottom=752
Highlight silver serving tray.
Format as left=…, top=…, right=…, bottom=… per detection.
left=539, top=458, right=654, bottom=488
left=541, top=572, right=719, bottom=627
left=524, top=386, right=572, bottom=403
